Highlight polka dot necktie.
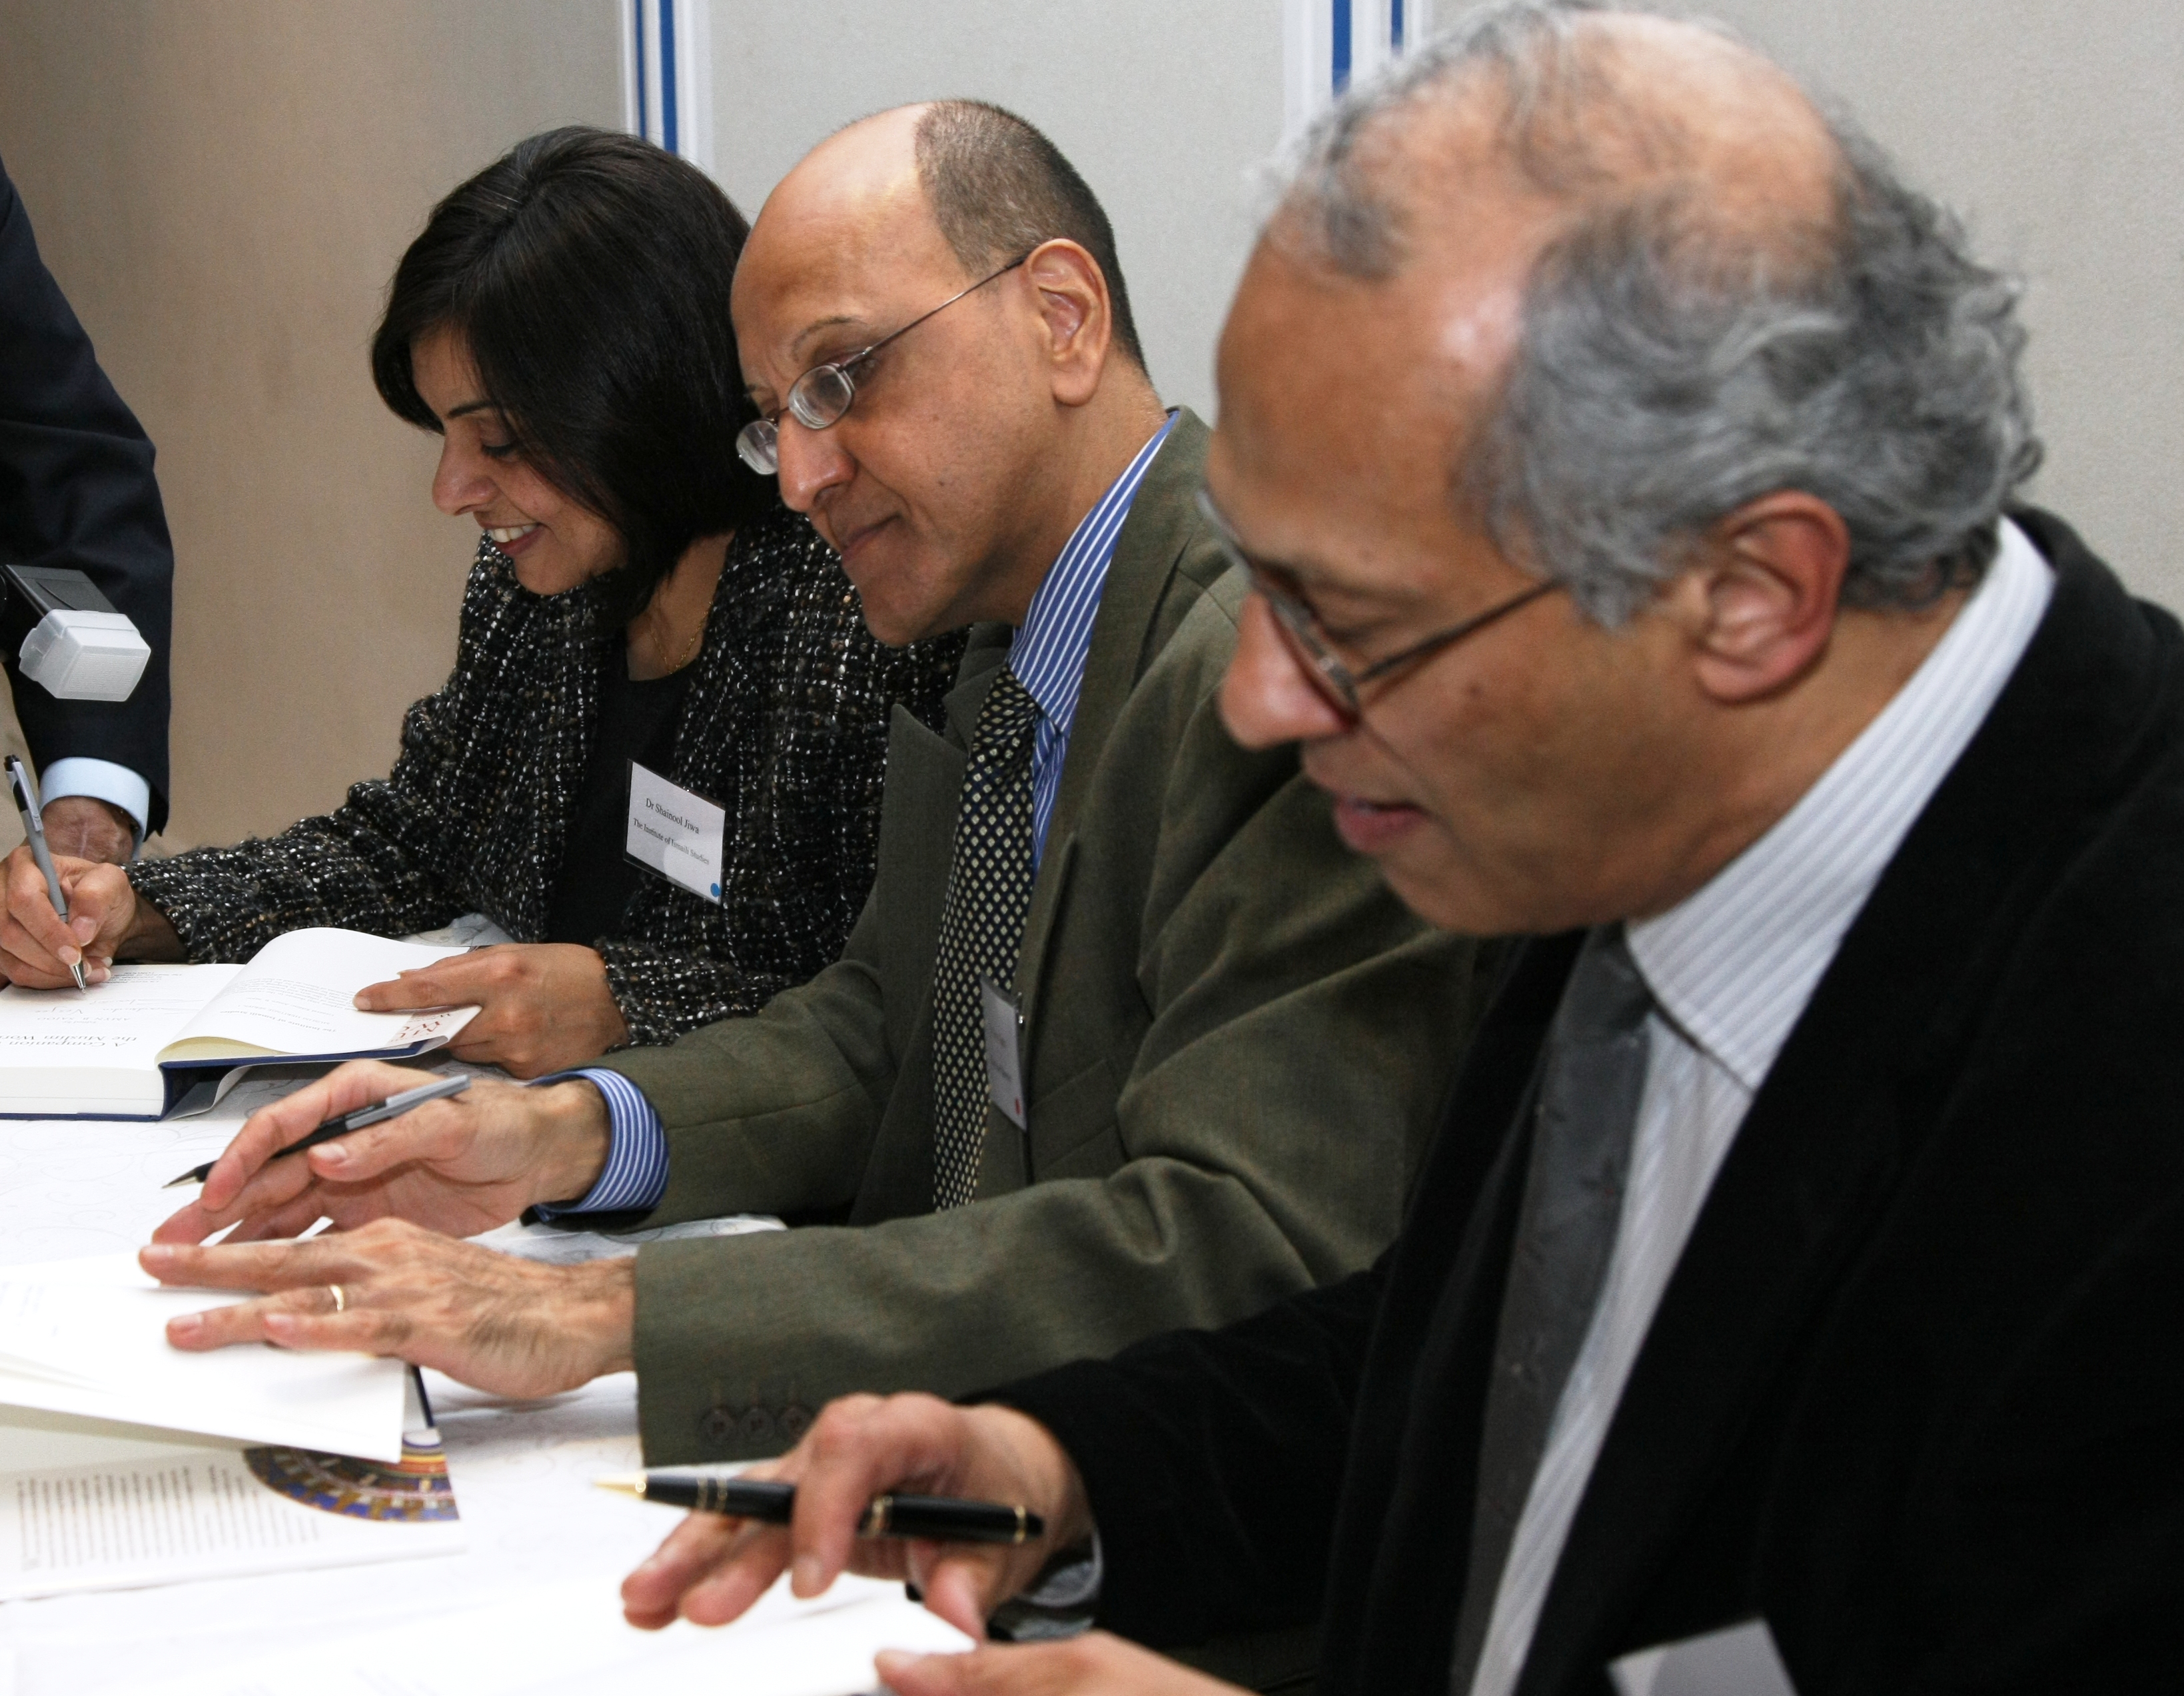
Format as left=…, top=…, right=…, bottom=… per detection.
left=929, top=668, right=1042, bottom=1210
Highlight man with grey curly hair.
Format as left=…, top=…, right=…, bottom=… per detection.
left=614, top=6, right=2184, bottom=1693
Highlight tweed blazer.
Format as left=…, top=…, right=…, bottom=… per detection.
left=129, top=504, right=962, bottom=1046
left=600, top=413, right=1494, bottom=1461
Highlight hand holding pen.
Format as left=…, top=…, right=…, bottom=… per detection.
left=4, top=754, right=85, bottom=990
left=150, top=1058, right=604, bottom=1248
left=620, top=1391, right=1092, bottom=1645
left=165, top=1071, right=471, bottom=1188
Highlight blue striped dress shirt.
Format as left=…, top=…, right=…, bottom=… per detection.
left=540, top=413, right=1179, bottom=1219
left=1013, top=410, right=1175, bottom=864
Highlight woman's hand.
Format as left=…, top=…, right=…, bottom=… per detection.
left=354, top=943, right=630, bottom=1078
left=622, top=1393, right=1092, bottom=1644
left=0, top=848, right=175, bottom=986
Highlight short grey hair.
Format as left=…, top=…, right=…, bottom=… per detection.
left=1276, top=1, right=2041, bottom=623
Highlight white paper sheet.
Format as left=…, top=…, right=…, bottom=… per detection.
left=137, top=1571, right=971, bottom=1696
left=0, top=1254, right=407, bottom=1461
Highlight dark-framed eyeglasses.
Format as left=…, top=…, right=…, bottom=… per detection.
left=1195, top=486, right=1560, bottom=724
left=736, top=253, right=1032, bottom=475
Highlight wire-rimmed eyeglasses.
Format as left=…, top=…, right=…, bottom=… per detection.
left=1195, top=487, right=1560, bottom=724
left=736, top=254, right=1031, bottom=476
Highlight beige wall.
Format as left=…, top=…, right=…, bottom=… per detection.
left=7, top=0, right=2177, bottom=856
left=1702, top=0, right=2184, bottom=610
left=0, top=0, right=618, bottom=848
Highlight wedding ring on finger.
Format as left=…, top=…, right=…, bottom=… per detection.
left=327, top=1283, right=346, bottom=1314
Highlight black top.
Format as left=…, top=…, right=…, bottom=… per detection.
left=0, top=153, right=175, bottom=828
left=989, top=510, right=2184, bottom=1693
left=544, top=650, right=692, bottom=946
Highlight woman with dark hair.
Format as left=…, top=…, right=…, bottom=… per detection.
left=0, top=127, right=961, bottom=1076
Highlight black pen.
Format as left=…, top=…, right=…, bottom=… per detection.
left=594, top=1470, right=1045, bottom=1545
left=162, top=1072, right=470, bottom=1189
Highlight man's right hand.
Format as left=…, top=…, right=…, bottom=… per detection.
left=0, top=846, right=141, bottom=986
left=151, top=1060, right=613, bottom=1246
left=621, top=1393, right=1093, bottom=1645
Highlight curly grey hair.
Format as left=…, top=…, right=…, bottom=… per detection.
left=1276, top=1, right=2042, bottom=624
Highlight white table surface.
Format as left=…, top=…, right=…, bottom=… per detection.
left=0, top=1076, right=869, bottom=1694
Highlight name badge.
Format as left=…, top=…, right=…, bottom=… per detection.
left=625, top=761, right=726, bottom=904
left=980, top=977, right=1027, bottom=1130
left=1609, top=1618, right=1798, bottom=1696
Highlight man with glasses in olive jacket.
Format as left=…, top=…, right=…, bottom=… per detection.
left=141, top=98, right=1490, bottom=1543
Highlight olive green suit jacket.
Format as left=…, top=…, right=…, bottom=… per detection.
left=602, top=413, right=1491, bottom=1461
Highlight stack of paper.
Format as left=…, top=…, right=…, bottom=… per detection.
left=0, top=1254, right=408, bottom=1460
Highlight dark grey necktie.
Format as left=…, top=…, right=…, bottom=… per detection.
left=929, top=668, right=1041, bottom=1210
left=1448, top=924, right=1654, bottom=1694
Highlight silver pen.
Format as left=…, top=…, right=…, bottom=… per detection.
left=163, top=1072, right=471, bottom=1188
left=5, top=754, right=88, bottom=991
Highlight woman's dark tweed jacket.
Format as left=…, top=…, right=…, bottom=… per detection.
left=129, top=504, right=963, bottom=1048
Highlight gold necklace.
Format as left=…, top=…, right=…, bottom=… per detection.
left=656, top=607, right=707, bottom=674
left=638, top=593, right=709, bottom=676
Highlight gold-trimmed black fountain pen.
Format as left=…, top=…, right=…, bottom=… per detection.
left=594, top=1470, right=1044, bottom=1544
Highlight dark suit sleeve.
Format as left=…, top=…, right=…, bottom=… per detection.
left=984, top=1261, right=1388, bottom=1651
left=1902, top=1185, right=2184, bottom=1691
left=0, top=156, right=173, bottom=831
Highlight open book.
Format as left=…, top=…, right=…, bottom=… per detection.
left=0, top=927, right=480, bottom=1119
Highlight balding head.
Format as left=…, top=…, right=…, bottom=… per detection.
left=738, top=105, right=960, bottom=332
left=1283, top=9, right=1836, bottom=282
left=1254, top=1, right=2036, bottom=622
left=734, top=101, right=1163, bottom=645
left=1210, top=2, right=2038, bottom=933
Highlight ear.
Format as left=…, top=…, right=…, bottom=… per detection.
left=1022, top=239, right=1114, bottom=407
left=1667, top=492, right=1851, bottom=704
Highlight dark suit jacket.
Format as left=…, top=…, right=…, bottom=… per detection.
left=0, top=155, right=173, bottom=830
left=997, top=510, right=2184, bottom=1694
left=601, top=413, right=1492, bottom=1461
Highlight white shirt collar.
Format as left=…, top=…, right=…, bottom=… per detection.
left=1627, top=518, right=2055, bottom=1092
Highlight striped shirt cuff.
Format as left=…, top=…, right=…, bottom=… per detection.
left=528, top=1068, right=669, bottom=1217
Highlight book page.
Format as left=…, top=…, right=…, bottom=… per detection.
left=0, top=1254, right=407, bottom=1461
left=0, top=965, right=235, bottom=1067
left=159, top=929, right=478, bottom=1064
left=0, top=966, right=239, bottom=1114
left=0, top=1435, right=463, bottom=1601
